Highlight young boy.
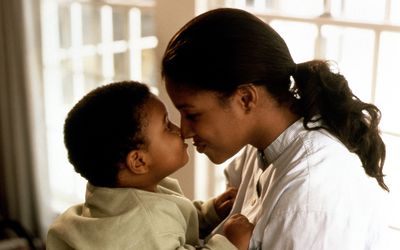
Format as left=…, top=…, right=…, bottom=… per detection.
left=46, top=81, right=253, bottom=250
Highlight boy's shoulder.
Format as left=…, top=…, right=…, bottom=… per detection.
left=140, top=177, right=192, bottom=210
left=83, top=180, right=184, bottom=216
left=158, top=177, right=184, bottom=194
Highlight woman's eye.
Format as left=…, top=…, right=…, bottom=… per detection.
left=185, top=114, right=199, bottom=121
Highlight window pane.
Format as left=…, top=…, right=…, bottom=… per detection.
left=83, top=54, right=104, bottom=91
left=375, top=32, right=400, bottom=134
left=141, top=10, right=156, bottom=36
left=60, top=59, right=74, bottom=105
left=114, top=52, right=130, bottom=81
left=207, top=0, right=233, bottom=9
left=82, top=4, right=101, bottom=45
left=322, top=26, right=375, bottom=102
left=391, top=0, right=400, bottom=24
left=269, top=20, right=317, bottom=62
left=113, top=7, right=129, bottom=41
left=341, top=0, right=385, bottom=22
left=273, top=0, right=324, bottom=16
left=142, top=49, right=157, bottom=85
left=58, top=4, right=71, bottom=49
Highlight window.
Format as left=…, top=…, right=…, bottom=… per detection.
left=40, top=0, right=157, bottom=213
left=198, top=0, right=400, bottom=236
left=39, top=2, right=400, bottom=242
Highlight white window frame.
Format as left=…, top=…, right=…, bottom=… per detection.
left=40, top=0, right=158, bottom=216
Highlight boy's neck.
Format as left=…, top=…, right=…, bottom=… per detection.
left=116, top=181, right=158, bottom=192
left=116, top=168, right=158, bottom=192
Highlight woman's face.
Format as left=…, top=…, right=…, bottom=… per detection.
left=166, top=83, right=250, bottom=164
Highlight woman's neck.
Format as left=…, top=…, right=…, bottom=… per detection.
left=250, top=102, right=299, bottom=150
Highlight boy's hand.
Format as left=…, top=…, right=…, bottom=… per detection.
left=213, top=187, right=237, bottom=219
left=223, top=214, right=254, bottom=250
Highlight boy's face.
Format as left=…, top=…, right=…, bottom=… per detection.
left=143, top=95, right=189, bottom=181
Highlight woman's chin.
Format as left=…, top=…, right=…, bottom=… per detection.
left=205, top=152, right=229, bottom=165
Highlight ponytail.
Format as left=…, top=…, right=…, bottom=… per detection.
left=292, top=60, right=389, bottom=191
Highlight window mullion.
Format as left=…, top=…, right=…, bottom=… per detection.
left=384, top=0, right=392, bottom=22
left=370, top=30, right=381, bottom=104
left=100, top=5, right=114, bottom=82
left=129, top=8, right=142, bottom=81
left=70, top=3, right=85, bottom=101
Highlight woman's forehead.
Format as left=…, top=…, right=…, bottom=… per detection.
left=167, top=87, right=221, bottom=109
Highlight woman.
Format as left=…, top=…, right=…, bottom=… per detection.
left=162, top=8, right=389, bottom=250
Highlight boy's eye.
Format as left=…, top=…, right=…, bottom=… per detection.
left=166, top=122, right=173, bottom=130
left=166, top=121, right=181, bottom=135
left=165, top=120, right=176, bottom=131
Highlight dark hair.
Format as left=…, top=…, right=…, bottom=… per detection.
left=64, top=81, right=151, bottom=187
left=162, top=8, right=388, bottom=191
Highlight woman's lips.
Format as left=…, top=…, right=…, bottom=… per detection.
left=193, top=141, right=206, bottom=153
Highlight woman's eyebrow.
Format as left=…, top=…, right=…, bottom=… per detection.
left=176, top=104, right=194, bottom=110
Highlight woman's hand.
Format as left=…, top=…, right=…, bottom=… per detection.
left=213, top=187, right=237, bottom=219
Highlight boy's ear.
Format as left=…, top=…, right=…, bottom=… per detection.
left=125, top=150, right=149, bottom=175
left=236, top=84, right=258, bottom=112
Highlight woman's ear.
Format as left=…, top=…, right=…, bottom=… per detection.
left=236, top=84, right=258, bottom=112
left=125, top=150, right=149, bottom=175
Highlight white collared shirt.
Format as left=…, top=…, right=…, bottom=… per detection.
left=213, top=119, right=390, bottom=250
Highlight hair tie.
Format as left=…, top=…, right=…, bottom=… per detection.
left=289, top=64, right=301, bottom=100
left=289, top=77, right=301, bottom=100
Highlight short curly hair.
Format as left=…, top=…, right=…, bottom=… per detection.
left=64, top=81, right=151, bottom=187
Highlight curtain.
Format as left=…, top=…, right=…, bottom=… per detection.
left=0, top=0, right=49, bottom=240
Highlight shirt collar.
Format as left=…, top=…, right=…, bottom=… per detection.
left=261, top=118, right=305, bottom=165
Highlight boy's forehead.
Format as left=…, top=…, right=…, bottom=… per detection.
left=139, top=95, right=166, bottom=132
left=146, top=95, right=167, bottom=115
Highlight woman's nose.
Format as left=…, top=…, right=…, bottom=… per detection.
left=180, top=118, right=195, bottom=139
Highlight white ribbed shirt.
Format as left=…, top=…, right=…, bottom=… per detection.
left=213, top=119, right=390, bottom=250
